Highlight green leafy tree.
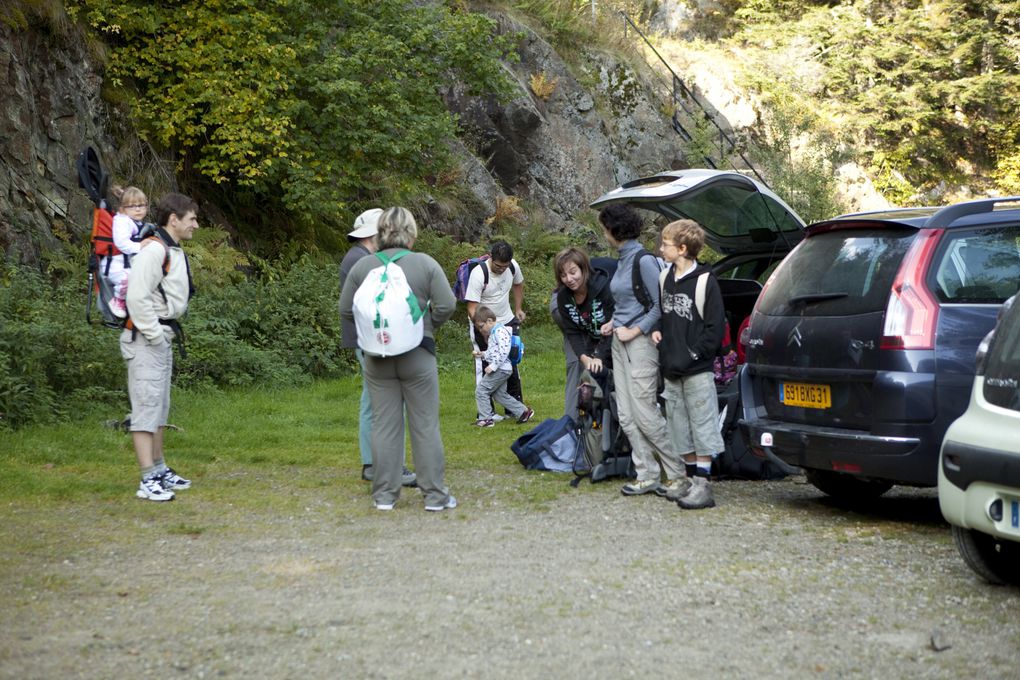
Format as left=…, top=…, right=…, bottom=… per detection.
left=69, top=0, right=517, bottom=250
left=732, top=0, right=1020, bottom=198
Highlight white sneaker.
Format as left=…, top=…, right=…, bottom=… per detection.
left=491, top=414, right=506, bottom=422
left=161, top=467, right=191, bottom=490
left=425, top=495, right=457, bottom=512
left=375, top=502, right=395, bottom=511
left=137, top=475, right=175, bottom=501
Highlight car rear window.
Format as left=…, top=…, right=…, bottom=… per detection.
left=983, top=296, right=1020, bottom=411
left=931, top=226, right=1020, bottom=303
left=756, top=227, right=915, bottom=316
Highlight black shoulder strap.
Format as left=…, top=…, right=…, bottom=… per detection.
left=632, top=250, right=659, bottom=312
left=481, top=260, right=489, bottom=288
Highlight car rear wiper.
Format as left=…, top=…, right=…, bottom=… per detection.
left=788, top=292, right=849, bottom=305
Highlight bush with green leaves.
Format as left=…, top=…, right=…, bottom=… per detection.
left=68, top=0, right=518, bottom=250
left=0, top=247, right=355, bottom=428
left=0, top=259, right=122, bottom=429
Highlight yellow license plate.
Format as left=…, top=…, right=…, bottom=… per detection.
left=781, top=382, right=831, bottom=409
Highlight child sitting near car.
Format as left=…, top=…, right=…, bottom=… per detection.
left=652, top=219, right=727, bottom=509
left=472, top=305, right=534, bottom=427
left=105, top=186, right=149, bottom=318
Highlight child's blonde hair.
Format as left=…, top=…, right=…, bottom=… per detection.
left=661, top=219, right=706, bottom=259
left=112, top=185, right=148, bottom=212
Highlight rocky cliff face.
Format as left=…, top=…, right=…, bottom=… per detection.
left=440, top=12, right=686, bottom=237
left=0, top=11, right=706, bottom=264
left=0, top=23, right=112, bottom=266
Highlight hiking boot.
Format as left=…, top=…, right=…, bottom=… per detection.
left=656, top=477, right=692, bottom=499
left=401, top=467, right=417, bottom=487
left=621, top=478, right=661, bottom=496
left=677, top=477, right=716, bottom=509
left=425, top=495, right=457, bottom=512
left=109, top=297, right=127, bottom=319
left=161, top=467, right=191, bottom=490
left=475, top=418, right=495, bottom=428
left=362, top=464, right=374, bottom=481
left=137, top=475, right=175, bottom=502
left=517, top=408, right=535, bottom=424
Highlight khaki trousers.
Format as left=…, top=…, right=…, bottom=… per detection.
left=611, top=334, right=682, bottom=482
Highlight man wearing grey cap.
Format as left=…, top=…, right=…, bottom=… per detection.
left=339, top=208, right=416, bottom=487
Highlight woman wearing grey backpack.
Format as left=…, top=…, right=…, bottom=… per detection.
left=339, top=207, right=457, bottom=512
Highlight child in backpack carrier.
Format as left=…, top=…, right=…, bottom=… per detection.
left=104, top=186, right=149, bottom=318
left=471, top=305, right=534, bottom=427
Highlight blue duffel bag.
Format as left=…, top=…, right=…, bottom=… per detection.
left=510, top=415, right=579, bottom=472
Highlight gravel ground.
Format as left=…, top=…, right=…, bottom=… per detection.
left=3, top=473, right=1019, bottom=679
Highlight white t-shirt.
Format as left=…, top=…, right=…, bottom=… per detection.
left=465, top=258, right=524, bottom=324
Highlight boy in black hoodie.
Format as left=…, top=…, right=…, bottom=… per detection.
left=651, top=219, right=726, bottom=509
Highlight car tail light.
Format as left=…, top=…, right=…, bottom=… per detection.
left=881, top=229, right=943, bottom=350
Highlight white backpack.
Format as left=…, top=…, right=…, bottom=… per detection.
left=352, top=250, right=427, bottom=357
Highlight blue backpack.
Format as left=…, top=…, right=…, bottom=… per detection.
left=493, top=322, right=525, bottom=365
left=510, top=416, right=578, bottom=472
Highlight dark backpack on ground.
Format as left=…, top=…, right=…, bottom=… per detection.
left=511, top=415, right=578, bottom=472
left=570, top=369, right=636, bottom=486
left=712, top=381, right=791, bottom=480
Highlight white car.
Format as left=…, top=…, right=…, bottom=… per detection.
left=938, top=294, right=1020, bottom=585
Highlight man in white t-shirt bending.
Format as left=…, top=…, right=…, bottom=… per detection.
left=465, top=240, right=526, bottom=415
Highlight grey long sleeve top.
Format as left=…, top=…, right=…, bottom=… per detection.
left=609, top=240, right=662, bottom=336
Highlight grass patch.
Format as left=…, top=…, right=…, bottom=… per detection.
left=0, top=323, right=574, bottom=510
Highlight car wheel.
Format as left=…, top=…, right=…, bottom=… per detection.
left=951, top=525, right=1020, bottom=586
left=804, top=469, right=893, bottom=500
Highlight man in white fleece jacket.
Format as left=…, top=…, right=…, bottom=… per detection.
left=122, top=192, right=197, bottom=502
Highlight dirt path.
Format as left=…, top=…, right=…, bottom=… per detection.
left=3, top=474, right=1019, bottom=679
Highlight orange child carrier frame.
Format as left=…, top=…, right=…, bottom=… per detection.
left=78, top=146, right=125, bottom=327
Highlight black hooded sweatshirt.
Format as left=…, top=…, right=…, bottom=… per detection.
left=556, top=265, right=615, bottom=362
left=658, top=261, right=725, bottom=379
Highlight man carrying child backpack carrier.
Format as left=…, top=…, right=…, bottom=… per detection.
left=79, top=148, right=197, bottom=501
